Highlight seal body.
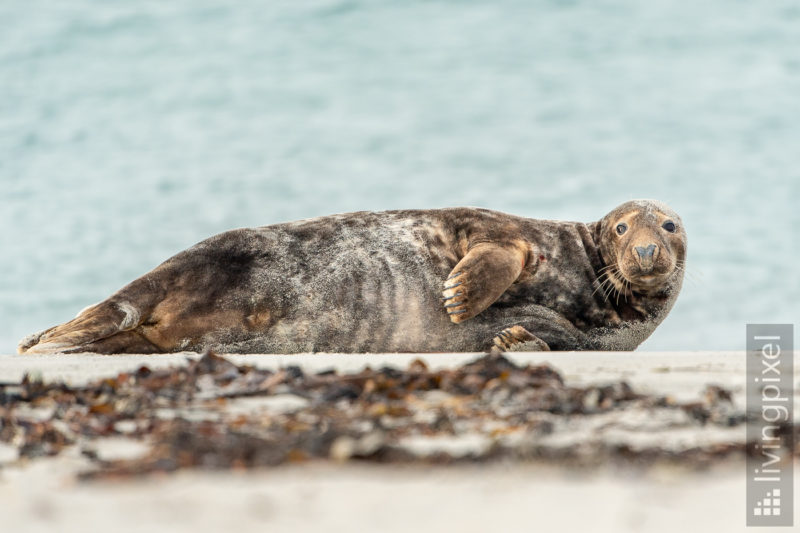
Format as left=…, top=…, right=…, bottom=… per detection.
left=19, top=201, right=686, bottom=354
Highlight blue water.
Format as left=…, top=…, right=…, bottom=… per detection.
left=1, top=0, right=798, bottom=352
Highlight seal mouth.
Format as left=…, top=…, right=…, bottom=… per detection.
left=604, top=267, right=672, bottom=297
left=625, top=269, right=675, bottom=292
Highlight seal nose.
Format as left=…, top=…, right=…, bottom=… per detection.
left=633, top=244, right=658, bottom=271
left=635, top=244, right=656, bottom=260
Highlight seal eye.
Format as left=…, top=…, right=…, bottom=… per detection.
left=615, top=223, right=628, bottom=235
left=662, top=221, right=676, bottom=233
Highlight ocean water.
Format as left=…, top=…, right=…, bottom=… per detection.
left=1, top=0, right=798, bottom=353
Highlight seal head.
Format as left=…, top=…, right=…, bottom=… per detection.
left=596, top=199, right=686, bottom=299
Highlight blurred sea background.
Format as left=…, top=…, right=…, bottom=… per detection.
left=1, top=0, right=798, bottom=353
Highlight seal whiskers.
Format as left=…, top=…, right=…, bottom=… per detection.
left=673, top=260, right=700, bottom=288
left=593, top=265, right=627, bottom=303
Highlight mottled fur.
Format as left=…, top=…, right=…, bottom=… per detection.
left=18, top=200, right=686, bottom=354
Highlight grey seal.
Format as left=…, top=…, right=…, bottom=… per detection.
left=18, top=199, right=686, bottom=354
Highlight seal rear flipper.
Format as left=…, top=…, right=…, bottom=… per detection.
left=442, top=241, right=529, bottom=323
left=17, top=299, right=146, bottom=354
left=17, top=325, right=59, bottom=354
left=60, top=330, right=163, bottom=354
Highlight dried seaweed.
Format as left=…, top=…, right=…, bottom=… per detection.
left=0, top=351, right=792, bottom=479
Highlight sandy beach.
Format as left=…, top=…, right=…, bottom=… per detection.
left=1, top=350, right=797, bottom=532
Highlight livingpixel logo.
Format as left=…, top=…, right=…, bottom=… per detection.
left=752, top=488, right=782, bottom=517
left=746, top=324, right=794, bottom=527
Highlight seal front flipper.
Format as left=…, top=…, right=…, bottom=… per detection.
left=490, top=325, right=550, bottom=353
left=442, top=241, right=529, bottom=323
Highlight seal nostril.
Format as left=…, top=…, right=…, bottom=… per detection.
left=635, top=244, right=657, bottom=259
